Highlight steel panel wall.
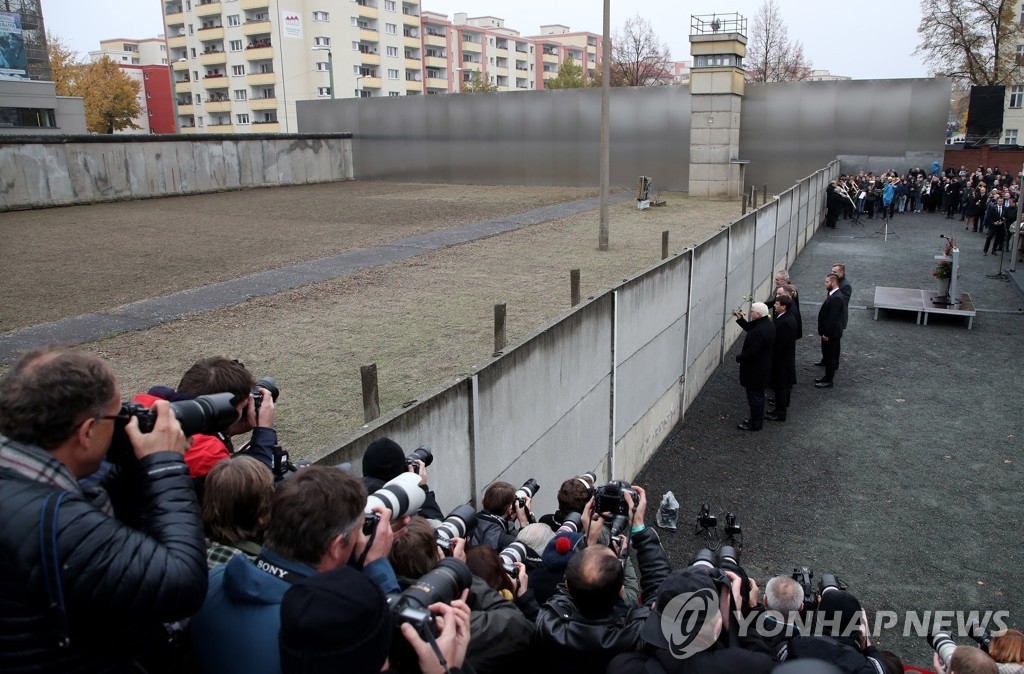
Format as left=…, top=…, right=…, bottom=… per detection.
left=776, top=188, right=794, bottom=267
left=753, top=202, right=778, bottom=298
left=724, top=214, right=755, bottom=348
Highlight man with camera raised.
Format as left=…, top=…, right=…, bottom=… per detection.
left=0, top=346, right=209, bottom=672
left=535, top=484, right=671, bottom=669
left=361, top=437, right=444, bottom=520
left=470, top=480, right=534, bottom=550
left=189, top=466, right=400, bottom=674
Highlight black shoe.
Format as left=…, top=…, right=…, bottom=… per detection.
left=814, top=381, right=834, bottom=388
left=813, top=361, right=825, bottom=367
left=765, top=412, right=786, bottom=422
left=736, top=421, right=761, bottom=431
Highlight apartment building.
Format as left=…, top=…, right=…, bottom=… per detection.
left=161, top=0, right=424, bottom=134
left=90, top=37, right=176, bottom=134
left=420, top=11, right=602, bottom=94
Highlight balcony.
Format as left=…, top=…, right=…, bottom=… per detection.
left=165, top=11, right=184, bottom=24
left=167, top=35, right=187, bottom=49
left=202, top=74, right=227, bottom=87
left=361, top=53, right=381, bottom=66
left=177, top=104, right=194, bottom=115
left=461, top=40, right=481, bottom=53
left=402, top=13, right=418, bottom=26
left=405, top=79, right=421, bottom=91
left=196, top=1, right=222, bottom=16
left=425, top=77, right=448, bottom=89
left=357, top=5, right=378, bottom=19
left=404, top=36, right=420, bottom=49
left=424, top=56, right=446, bottom=69
left=246, top=46, right=274, bottom=60
left=404, top=57, right=420, bottom=70
left=179, top=125, right=199, bottom=134
left=249, top=97, right=277, bottom=110
left=197, top=26, right=225, bottom=40
left=251, top=121, right=280, bottom=132
left=175, top=80, right=193, bottom=93
left=542, top=53, right=558, bottom=64
left=240, top=0, right=268, bottom=9
left=360, top=76, right=381, bottom=89
left=172, top=59, right=190, bottom=71
left=205, top=100, right=232, bottom=112
left=359, top=28, right=379, bottom=43
left=246, top=72, right=275, bottom=86
left=199, top=51, right=227, bottom=66
left=208, top=123, right=233, bottom=131
left=424, top=33, right=446, bottom=48
left=243, top=20, right=271, bottom=36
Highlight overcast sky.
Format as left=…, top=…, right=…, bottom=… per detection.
left=41, top=0, right=930, bottom=80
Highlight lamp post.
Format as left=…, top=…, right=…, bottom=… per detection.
left=454, top=67, right=464, bottom=93
left=311, top=46, right=334, bottom=99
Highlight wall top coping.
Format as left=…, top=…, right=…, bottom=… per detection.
left=0, top=132, right=353, bottom=146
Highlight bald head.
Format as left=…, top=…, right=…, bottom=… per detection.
left=565, top=545, right=624, bottom=618
left=949, top=647, right=998, bottom=674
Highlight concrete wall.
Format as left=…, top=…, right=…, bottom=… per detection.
left=312, top=161, right=840, bottom=515
left=0, top=133, right=354, bottom=211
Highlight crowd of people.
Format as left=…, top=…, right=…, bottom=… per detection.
left=1, top=346, right=1019, bottom=673
left=824, top=166, right=1024, bottom=261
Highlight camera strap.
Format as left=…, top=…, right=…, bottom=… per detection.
left=253, top=554, right=306, bottom=586
left=39, top=490, right=71, bottom=649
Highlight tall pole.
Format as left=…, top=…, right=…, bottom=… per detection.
left=598, top=0, right=611, bottom=251
left=327, top=49, right=335, bottom=100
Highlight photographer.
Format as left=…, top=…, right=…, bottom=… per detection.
left=202, top=455, right=275, bottom=568
left=361, top=437, right=444, bottom=520
left=933, top=647, right=999, bottom=674
left=0, top=347, right=208, bottom=672
left=135, top=356, right=281, bottom=498
left=539, top=473, right=595, bottom=531
left=786, top=589, right=884, bottom=674
left=535, top=486, right=671, bottom=669
left=189, top=466, right=400, bottom=674
left=469, top=481, right=531, bottom=550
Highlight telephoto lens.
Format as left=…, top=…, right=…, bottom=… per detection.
left=689, top=548, right=717, bottom=569
left=717, top=545, right=740, bottom=566
left=818, top=573, right=844, bottom=596
left=253, top=376, right=279, bottom=402
left=435, top=505, right=477, bottom=555
left=515, top=478, right=540, bottom=501
left=363, top=472, right=425, bottom=534
left=556, top=511, right=583, bottom=535
left=499, top=541, right=529, bottom=576
left=108, top=392, right=240, bottom=465
left=928, top=630, right=958, bottom=670
left=580, top=471, right=597, bottom=484
left=406, top=445, right=433, bottom=472
left=390, top=558, right=474, bottom=638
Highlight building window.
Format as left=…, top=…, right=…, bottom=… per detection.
left=228, top=14, right=240, bottom=26
left=193, top=70, right=199, bottom=80
left=316, top=61, right=330, bottom=71
left=188, top=24, right=194, bottom=35
left=318, top=86, right=332, bottom=96
left=237, top=113, right=249, bottom=125
left=197, top=115, right=204, bottom=127
left=0, top=106, right=57, bottom=128
left=1011, top=86, right=1024, bottom=109
left=1005, top=129, right=1018, bottom=145
left=229, top=39, right=243, bottom=51
left=261, top=87, right=274, bottom=98
left=385, top=0, right=396, bottom=10
left=313, top=11, right=329, bottom=21
left=234, top=89, right=247, bottom=100
left=389, top=91, right=400, bottom=96
left=314, top=36, right=331, bottom=46
left=388, top=68, right=399, bottom=79
left=160, top=44, right=166, bottom=52
left=386, top=23, right=397, bottom=35
left=387, top=46, right=398, bottom=57
left=190, top=47, right=197, bottom=58
left=232, top=65, right=245, bottom=75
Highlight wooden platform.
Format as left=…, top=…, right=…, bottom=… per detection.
left=872, top=286, right=976, bottom=329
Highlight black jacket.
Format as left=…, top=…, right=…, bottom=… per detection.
left=469, top=512, right=518, bottom=550
left=534, top=527, right=671, bottom=670
left=836, top=277, right=852, bottom=329
left=735, top=315, right=775, bottom=390
left=771, top=310, right=798, bottom=389
left=787, top=635, right=884, bottom=674
left=611, top=645, right=775, bottom=674
left=0, top=447, right=208, bottom=673
left=818, top=290, right=845, bottom=340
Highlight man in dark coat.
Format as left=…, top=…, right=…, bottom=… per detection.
left=816, top=274, right=845, bottom=388
left=361, top=437, right=444, bottom=520
left=733, top=302, right=775, bottom=431
left=767, top=294, right=798, bottom=422
left=0, top=347, right=209, bottom=673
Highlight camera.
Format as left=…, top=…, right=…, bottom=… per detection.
left=819, top=573, right=844, bottom=595
left=928, top=629, right=958, bottom=670
left=696, top=503, right=717, bottom=529
left=724, top=513, right=741, bottom=537
left=593, top=480, right=637, bottom=519
left=388, top=558, right=473, bottom=639
left=968, top=621, right=993, bottom=652
left=107, top=392, right=239, bottom=464
left=687, top=548, right=732, bottom=587
left=363, top=472, right=426, bottom=535
left=499, top=541, right=529, bottom=577
left=251, top=376, right=279, bottom=408
left=435, top=505, right=477, bottom=557
left=792, top=567, right=816, bottom=610
left=556, top=511, right=583, bottom=535
left=405, top=445, right=433, bottom=474
left=515, top=478, right=539, bottom=507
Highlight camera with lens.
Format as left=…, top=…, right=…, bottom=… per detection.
left=251, top=376, right=279, bottom=409
left=968, top=621, right=993, bottom=652
left=687, top=548, right=732, bottom=587
left=514, top=478, right=540, bottom=509
left=792, top=566, right=816, bottom=610
left=556, top=511, right=583, bottom=535
left=696, top=503, right=717, bottom=529
left=107, top=392, right=240, bottom=465
left=928, top=629, right=958, bottom=670
left=388, top=558, right=473, bottom=640
left=498, top=541, right=529, bottom=577
left=434, top=505, right=476, bottom=557
left=724, top=512, right=741, bottom=537
left=593, top=480, right=637, bottom=519
left=363, top=472, right=426, bottom=535
left=405, top=445, right=433, bottom=474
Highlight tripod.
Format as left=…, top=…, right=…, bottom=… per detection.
left=986, top=245, right=1010, bottom=281
left=869, top=204, right=898, bottom=241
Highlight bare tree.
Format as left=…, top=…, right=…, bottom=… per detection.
left=745, top=0, right=812, bottom=83
left=610, top=15, right=672, bottom=86
left=916, top=0, right=1024, bottom=85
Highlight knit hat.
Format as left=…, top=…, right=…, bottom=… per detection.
left=362, top=437, right=406, bottom=481
left=279, top=566, right=393, bottom=674
left=816, top=589, right=862, bottom=637
left=542, top=532, right=582, bottom=572
left=640, top=566, right=730, bottom=650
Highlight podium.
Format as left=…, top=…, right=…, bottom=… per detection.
left=932, top=247, right=959, bottom=306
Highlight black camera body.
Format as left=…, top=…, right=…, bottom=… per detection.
left=251, top=376, right=279, bottom=409
left=593, top=480, right=637, bottom=519
left=792, top=566, right=816, bottom=610
left=108, top=392, right=239, bottom=465
left=406, top=445, right=433, bottom=474
left=697, top=503, right=717, bottom=529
